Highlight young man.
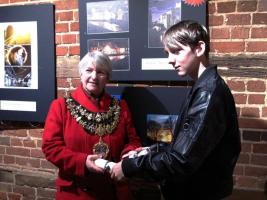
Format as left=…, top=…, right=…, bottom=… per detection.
left=110, top=20, right=241, bottom=200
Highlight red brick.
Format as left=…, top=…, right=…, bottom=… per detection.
left=231, top=27, right=249, bottom=39
left=23, top=139, right=36, bottom=148
left=251, top=154, right=267, bottom=166
left=0, top=192, right=7, bottom=200
left=235, top=176, right=259, bottom=188
left=226, top=14, right=251, bottom=25
left=263, top=107, right=267, bottom=117
left=247, top=41, right=267, bottom=52
left=57, top=90, right=67, bottom=98
left=245, top=166, right=267, bottom=177
left=56, top=46, right=68, bottom=56
left=70, top=22, right=79, bottom=32
left=237, top=1, right=257, bottom=12
left=211, top=28, right=230, bottom=39
left=208, top=15, right=224, bottom=26
left=36, top=139, right=42, bottom=148
left=211, top=42, right=245, bottom=53
left=7, top=193, right=21, bottom=200
left=57, top=11, right=73, bottom=22
left=241, top=107, right=260, bottom=118
left=0, top=0, right=8, bottom=4
left=31, top=149, right=44, bottom=159
left=247, top=80, right=266, bottom=92
left=227, top=80, right=245, bottom=92
left=208, top=2, right=216, bottom=14
left=10, top=0, right=24, bottom=2
left=4, top=155, right=15, bottom=164
left=54, top=0, right=78, bottom=10
left=253, top=13, right=267, bottom=24
left=62, top=34, right=77, bottom=44
left=56, top=35, right=62, bottom=44
left=6, top=147, right=30, bottom=157
left=217, top=1, right=236, bottom=13
left=41, top=160, right=57, bottom=170
left=28, top=129, right=43, bottom=139
left=2, top=130, right=27, bottom=137
left=16, top=157, right=40, bottom=168
left=248, top=94, right=265, bottom=104
left=243, top=130, right=261, bottom=141
left=233, top=94, right=247, bottom=104
left=241, top=143, right=252, bottom=153
left=69, top=45, right=80, bottom=55
left=74, top=10, right=79, bottom=21
left=13, top=185, right=35, bottom=196
left=237, top=153, right=249, bottom=164
left=239, top=118, right=267, bottom=129
left=253, top=144, right=267, bottom=154
left=259, top=0, right=267, bottom=11
left=251, top=27, right=267, bottom=38
left=55, top=23, right=69, bottom=33
left=71, top=78, right=81, bottom=88
left=10, top=138, right=23, bottom=147
left=233, top=165, right=244, bottom=175
left=57, top=78, right=69, bottom=88
left=0, top=146, right=5, bottom=154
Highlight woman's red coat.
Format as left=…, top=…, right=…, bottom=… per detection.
left=42, top=85, right=141, bottom=200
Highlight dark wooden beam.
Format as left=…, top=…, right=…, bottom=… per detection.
left=210, top=55, right=267, bottom=78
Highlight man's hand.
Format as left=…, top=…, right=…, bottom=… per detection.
left=110, top=161, right=125, bottom=181
left=86, top=154, right=104, bottom=173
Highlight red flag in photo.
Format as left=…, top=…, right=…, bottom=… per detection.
left=183, top=0, right=205, bottom=7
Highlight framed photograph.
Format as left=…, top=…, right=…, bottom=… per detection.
left=79, top=0, right=206, bottom=81
left=106, top=86, right=190, bottom=145
left=0, top=4, right=55, bottom=122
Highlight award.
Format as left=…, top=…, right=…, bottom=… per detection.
left=93, top=137, right=109, bottom=158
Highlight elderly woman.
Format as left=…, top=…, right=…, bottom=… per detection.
left=42, top=51, right=141, bottom=200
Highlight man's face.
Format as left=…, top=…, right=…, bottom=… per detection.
left=165, top=42, right=198, bottom=78
left=80, top=60, right=108, bottom=97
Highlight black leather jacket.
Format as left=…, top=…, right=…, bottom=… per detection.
left=122, top=66, right=241, bottom=200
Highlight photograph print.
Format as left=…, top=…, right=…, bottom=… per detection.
left=147, top=114, right=178, bottom=143
left=0, top=21, right=38, bottom=89
left=86, top=0, right=129, bottom=34
left=88, top=38, right=130, bottom=71
left=148, top=0, right=181, bottom=48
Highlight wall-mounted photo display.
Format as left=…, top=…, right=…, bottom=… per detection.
left=0, top=22, right=38, bottom=89
left=80, top=0, right=206, bottom=81
left=0, top=4, right=55, bottom=122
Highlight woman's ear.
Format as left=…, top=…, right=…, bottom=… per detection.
left=195, top=41, right=206, bottom=57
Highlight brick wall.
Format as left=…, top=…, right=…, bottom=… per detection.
left=0, top=0, right=266, bottom=199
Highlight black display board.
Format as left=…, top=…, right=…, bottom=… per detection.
left=107, top=86, right=190, bottom=145
left=79, top=0, right=206, bottom=81
left=0, top=4, right=56, bottom=122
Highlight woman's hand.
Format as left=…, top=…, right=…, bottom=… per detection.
left=110, top=161, right=125, bottom=181
left=85, top=154, right=104, bottom=173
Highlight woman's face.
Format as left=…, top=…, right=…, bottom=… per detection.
left=80, top=59, right=108, bottom=97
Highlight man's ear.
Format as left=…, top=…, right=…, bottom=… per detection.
left=195, top=41, right=206, bottom=57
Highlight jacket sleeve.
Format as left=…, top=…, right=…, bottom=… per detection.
left=119, top=100, right=141, bottom=157
left=42, top=99, right=87, bottom=177
left=122, top=88, right=227, bottom=181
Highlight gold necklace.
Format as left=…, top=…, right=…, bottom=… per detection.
left=65, top=95, right=121, bottom=158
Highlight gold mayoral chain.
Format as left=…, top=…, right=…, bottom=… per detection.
left=65, top=95, right=121, bottom=158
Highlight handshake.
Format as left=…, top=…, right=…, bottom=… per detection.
left=94, top=147, right=150, bottom=172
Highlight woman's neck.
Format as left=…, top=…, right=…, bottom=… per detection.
left=83, top=87, right=103, bottom=105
